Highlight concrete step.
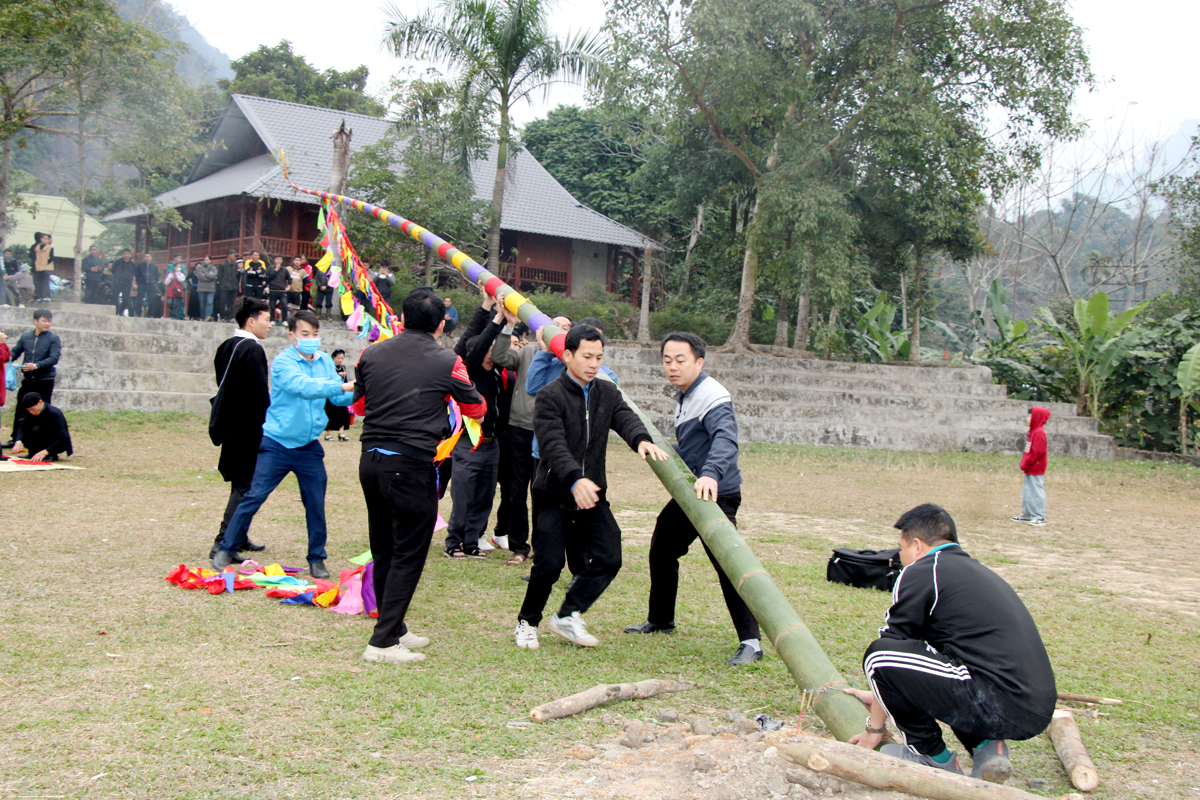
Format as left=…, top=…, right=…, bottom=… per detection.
left=612, top=369, right=1009, bottom=398
left=50, top=388, right=212, bottom=415
left=55, top=366, right=214, bottom=394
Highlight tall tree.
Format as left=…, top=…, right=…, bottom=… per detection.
left=383, top=0, right=606, bottom=274
left=219, top=41, right=385, bottom=116
left=608, top=0, right=1092, bottom=351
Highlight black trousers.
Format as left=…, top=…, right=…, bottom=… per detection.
left=32, top=270, right=50, bottom=298
left=268, top=290, right=288, bottom=323
left=361, top=450, right=439, bottom=648
left=12, top=378, right=54, bottom=439
left=864, top=637, right=1051, bottom=756
left=495, top=426, right=535, bottom=556
left=213, top=479, right=252, bottom=548
left=647, top=494, right=759, bottom=641
left=114, top=279, right=135, bottom=315
left=216, top=288, right=237, bottom=321
left=518, top=492, right=622, bottom=626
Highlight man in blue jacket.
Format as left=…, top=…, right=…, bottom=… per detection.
left=212, top=310, right=355, bottom=579
left=623, top=332, right=763, bottom=666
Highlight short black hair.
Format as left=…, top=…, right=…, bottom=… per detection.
left=893, top=503, right=958, bottom=545
left=578, top=316, right=605, bottom=333
left=331, top=349, right=345, bottom=358
left=402, top=287, right=445, bottom=332
left=661, top=331, right=706, bottom=360
left=32, top=309, right=52, bottom=321
left=122, top=248, right=131, bottom=254
left=288, top=309, right=320, bottom=332
left=564, top=324, right=604, bottom=354
left=236, top=297, right=270, bottom=328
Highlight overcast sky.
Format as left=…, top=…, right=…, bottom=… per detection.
left=168, top=0, right=1200, bottom=142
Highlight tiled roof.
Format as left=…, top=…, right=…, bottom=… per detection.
left=107, top=95, right=660, bottom=250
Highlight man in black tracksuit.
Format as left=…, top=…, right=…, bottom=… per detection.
left=514, top=325, right=669, bottom=650
left=215, top=249, right=240, bottom=322
left=624, top=332, right=763, bottom=666
left=111, top=248, right=137, bottom=316
left=355, top=287, right=486, bottom=665
left=846, top=503, right=1056, bottom=783
left=266, top=255, right=290, bottom=325
left=444, top=295, right=508, bottom=558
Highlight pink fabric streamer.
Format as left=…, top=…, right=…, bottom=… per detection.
left=332, top=573, right=364, bottom=615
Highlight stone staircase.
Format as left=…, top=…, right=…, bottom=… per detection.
left=0, top=304, right=1114, bottom=458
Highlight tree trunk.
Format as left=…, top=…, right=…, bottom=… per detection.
left=794, top=291, right=810, bottom=351
left=774, top=292, right=789, bottom=347
left=824, top=307, right=839, bottom=358
left=678, top=203, right=705, bottom=298
left=328, top=122, right=352, bottom=317
left=724, top=133, right=781, bottom=352
left=530, top=679, right=697, bottom=723
left=637, top=246, right=653, bottom=342
left=0, top=134, right=11, bottom=242
left=909, top=258, right=925, bottom=362
left=487, top=107, right=510, bottom=274
left=73, top=115, right=87, bottom=302
left=1181, top=405, right=1189, bottom=456
left=423, top=247, right=435, bottom=287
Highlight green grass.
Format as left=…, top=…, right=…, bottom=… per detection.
left=1, top=412, right=1197, bottom=798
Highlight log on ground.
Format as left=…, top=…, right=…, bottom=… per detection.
left=1048, top=710, right=1100, bottom=792
left=530, top=679, right=697, bottom=723
left=1056, top=692, right=1122, bottom=706
left=777, top=735, right=1085, bottom=800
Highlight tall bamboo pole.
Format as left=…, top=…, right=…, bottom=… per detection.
left=279, top=154, right=866, bottom=742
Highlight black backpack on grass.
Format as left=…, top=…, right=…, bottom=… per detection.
left=826, top=548, right=902, bottom=592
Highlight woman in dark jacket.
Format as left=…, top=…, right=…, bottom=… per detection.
left=323, top=349, right=352, bottom=441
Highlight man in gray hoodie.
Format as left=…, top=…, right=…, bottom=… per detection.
left=195, top=256, right=219, bottom=321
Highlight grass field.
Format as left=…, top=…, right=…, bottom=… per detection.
left=1, top=411, right=1198, bottom=799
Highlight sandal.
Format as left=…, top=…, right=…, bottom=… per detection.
left=324, top=433, right=332, bottom=441
left=444, top=546, right=466, bottom=559
left=506, top=553, right=528, bottom=566
left=338, top=433, right=350, bottom=441
left=462, top=546, right=487, bottom=559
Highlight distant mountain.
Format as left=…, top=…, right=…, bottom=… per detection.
left=112, top=0, right=233, bottom=86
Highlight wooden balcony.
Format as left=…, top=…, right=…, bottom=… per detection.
left=148, top=237, right=322, bottom=266
left=495, top=261, right=569, bottom=294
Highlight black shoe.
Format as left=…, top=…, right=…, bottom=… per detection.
left=209, top=544, right=245, bottom=563
left=726, top=644, right=763, bottom=666
left=521, top=573, right=531, bottom=582
left=212, top=549, right=234, bottom=571
left=309, top=560, right=330, bottom=580
left=624, top=621, right=677, bottom=634
left=239, top=540, right=266, bottom=552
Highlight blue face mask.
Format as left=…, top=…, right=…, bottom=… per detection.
left=296, top=337, right=321, bottom=355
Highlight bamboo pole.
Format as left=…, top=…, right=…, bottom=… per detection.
left=278, top=155, right=867, bottom=743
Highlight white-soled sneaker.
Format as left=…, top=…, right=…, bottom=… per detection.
left=361, top=644, right=425, bottom=664
left=549, top=611, right=599, bottom=647
left=514, top=620, right=540, bottom=649
left=494, top=535, right=510, bottom=550
left=397, top=631, right=430, bottom=649
left=1026, top=518, right=1046, bottom=526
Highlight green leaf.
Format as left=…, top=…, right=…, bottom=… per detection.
left=1178, top=341, right=1200, bottom=398
left=1086, top=293, right=1109, bottom=338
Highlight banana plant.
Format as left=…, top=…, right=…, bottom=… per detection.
left=1177, top=341, right=1200, bottom=456
left=984, top=279, right=1027, bottom=343
left=1036, top=292, right=1150, bottom=418
left=854, top=293, right=910, bottom=362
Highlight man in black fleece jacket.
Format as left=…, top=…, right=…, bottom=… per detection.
left=514, top=325, right=669, bottom=650
left=846, top=503, right=1056, bottom=783
left=354, top=288, right=486, bottom=665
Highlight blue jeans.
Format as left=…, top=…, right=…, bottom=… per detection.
left=218, top=437, right=329, bottom=563
left=1021, top=474, right=1046, bottom=520
left=199, top=291, right=214, bottom=319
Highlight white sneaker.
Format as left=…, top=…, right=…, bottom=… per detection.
left=478, top=537, right=495, bottom=552
left=549, top=611, right=599, bottom=647
left=514, top=620, right=540, bottom=649
left=1026, top=518, right=1047, bottom=526
left=397, top=631, right=430, bottom=649
left=494, top=535, right=510, bottom=550
left=361, top=644, right=425, bottom=664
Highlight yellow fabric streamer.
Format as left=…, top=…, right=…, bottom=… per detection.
left=314, top=587, right=340, bottom=608
left=315, top=250, right=332, bottom=273
left=264, top=564, right=285, bottom=577
left=341, top=291, right=355, bottom=314
left=464, top=416, right=482, bottom=447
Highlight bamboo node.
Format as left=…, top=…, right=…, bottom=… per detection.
left=737, top=569, right=768, bottom=590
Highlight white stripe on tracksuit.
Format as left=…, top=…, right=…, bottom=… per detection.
left=865, top=646, right=972, bottom=751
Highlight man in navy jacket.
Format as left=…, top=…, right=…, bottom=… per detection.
left=623, top=332, right=762, bottom=666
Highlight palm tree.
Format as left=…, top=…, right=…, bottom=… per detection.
left=384, top=0, right=606, bottom=273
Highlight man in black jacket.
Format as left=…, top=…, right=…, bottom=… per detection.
left=846, top=503, right=1056, bottom=783
left=5, top=309, right=62, bottom=445
left=111, top=248, right=137, bottom=316
left=13, top=392, right=72, bottom=461
left=266, top=255, right=289, bottom=325
left=355, top=287, right=487, bottom=665
left=242, top=250, right=267, bottom=300
left=215, top=249, right=240, bottom=322
left=81, top=245, right=103, bottom=303
left=207, top=298, right=273, bottom=561
left=514, top=325, right=669, bottom=650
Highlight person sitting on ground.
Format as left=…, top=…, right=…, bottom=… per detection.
left=13, top=392, right=72, bottom=461
left=212, top=311, right=355, bottom=580
left=440, top=296, right=459, bottom=346
left=845, top=503, right=1056, bottom=783
left=514, top=325, right=669, bottom=650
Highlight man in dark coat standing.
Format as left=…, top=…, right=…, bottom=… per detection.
left=207, top=298, right=273, bottom=561
left=215, top=248, right=241, bottom=322
left=4, top=309, right=61, bottom=446
left=111, top=248, right=137, bottom=316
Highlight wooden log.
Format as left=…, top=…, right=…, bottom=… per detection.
left=777, top=735, right=1085, bottom=800
left=1056, top=692, right=1122, bottom=706
left=1047, top=710, right=1100, bottom=792
left=529, top=679, right=697, bottom=723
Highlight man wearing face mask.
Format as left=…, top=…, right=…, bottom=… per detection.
left=211, top=310, right=355, bottom=580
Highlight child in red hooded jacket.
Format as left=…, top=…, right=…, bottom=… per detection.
left=1012, top=406, right=1050, bottom=526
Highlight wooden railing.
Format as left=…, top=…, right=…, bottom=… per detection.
left=149, top=237, right=320, bottom=266
left=495, top=262, right=570, bottom=293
